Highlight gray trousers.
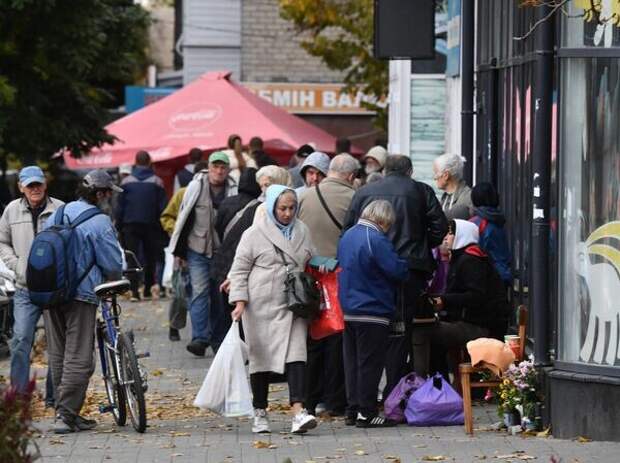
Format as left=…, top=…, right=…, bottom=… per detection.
left=43, top=300, right=97, bottom=418
left=412, top=321, right=489, bottom=377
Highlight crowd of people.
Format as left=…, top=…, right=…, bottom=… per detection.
left=0, top=134, right=513, bottom=435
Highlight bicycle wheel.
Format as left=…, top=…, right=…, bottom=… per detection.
left=98, top=326, right=127, bottom=426
left=118, top=331, right=147, bottom=433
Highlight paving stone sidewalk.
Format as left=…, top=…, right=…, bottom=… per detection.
left=1, top=298, right=617, bottom=463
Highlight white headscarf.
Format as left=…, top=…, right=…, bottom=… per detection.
left=452, top=219, right=479, bottom=250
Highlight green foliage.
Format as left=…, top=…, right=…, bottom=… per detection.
left=0, top=0, right=150, bottom=164
left=279, top=0, right=388, bottom=129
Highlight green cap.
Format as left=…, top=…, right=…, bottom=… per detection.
left=209, top=151, right=230, bottom=165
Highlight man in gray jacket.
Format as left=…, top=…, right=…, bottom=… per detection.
left=298, top=154, right=359, bottom=417
left=169, top=152, right=238, bottom=357
left=0, top=166, right=63, bottom=395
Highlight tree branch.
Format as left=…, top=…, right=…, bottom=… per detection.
left=513, top=0, right=570, bottom=41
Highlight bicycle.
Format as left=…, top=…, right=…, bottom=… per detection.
left=94, top=253, right=149, bottom=433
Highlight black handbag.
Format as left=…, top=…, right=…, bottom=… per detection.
left=274, top=246, right=320, bottom=320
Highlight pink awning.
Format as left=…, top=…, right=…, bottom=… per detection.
left=64, top=71, right=345, bottom=169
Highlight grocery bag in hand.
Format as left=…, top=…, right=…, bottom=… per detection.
left=308, top=268, right=344, bottom=340
left=405, top=374, right=464, bottom=426
left=193, top=322, right=253, bottom=417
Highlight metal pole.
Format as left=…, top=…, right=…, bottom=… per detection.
left=461, top=0, right=475, bottom=185
left=531, top=4, right=554, bottom=366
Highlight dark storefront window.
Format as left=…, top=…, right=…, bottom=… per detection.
left=476, top=0, right=537, bottom=318
left=558, top=57, right=620, bottom=369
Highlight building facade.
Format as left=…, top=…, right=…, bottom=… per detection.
left=475, top=0, right=620, bottom=440
left=180, top=0, right=381, bottom=150
left=390, top=0, right=620, bottom=440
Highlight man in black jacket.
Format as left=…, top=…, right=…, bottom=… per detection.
left=343, top=155, right=448, bottom=397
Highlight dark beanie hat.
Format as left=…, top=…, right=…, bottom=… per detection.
left=472, top=182, right=500, bottom=208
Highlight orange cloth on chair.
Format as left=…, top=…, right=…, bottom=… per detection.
left=466, top=338, right=515, bottom=376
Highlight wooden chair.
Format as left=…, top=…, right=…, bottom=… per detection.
left=459, top=305, right=528, bottom=435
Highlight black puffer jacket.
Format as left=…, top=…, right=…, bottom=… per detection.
left=343, top=174, right=448, bottom=275
left=214, top=168, right=261, bottom=240
left=212, top=168, right=261, bottom=284
left=441, top=244, right=509, bottom=338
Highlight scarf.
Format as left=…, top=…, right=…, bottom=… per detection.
left=265, top=184, right=297, bottom=240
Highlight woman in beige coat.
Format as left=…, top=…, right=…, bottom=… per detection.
left=228, top=184, right=317, bottom=435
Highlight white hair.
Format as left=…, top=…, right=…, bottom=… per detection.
left=360, top=199, right=396, bottom=228
left=329, top=154, right=360, bottom=176
left=255, top=165, right=292, bottom=186
left=434, top=153, right=466, bottom=180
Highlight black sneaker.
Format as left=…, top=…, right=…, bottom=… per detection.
left=186, top=340, right=209, bottom=357
left=169, top=328, right=180, bottom=342
left=355, top=413, right=397, bottom=428
left=75, top=415, right=97, bottom=430
left=54, top=415, right=80, bottom=434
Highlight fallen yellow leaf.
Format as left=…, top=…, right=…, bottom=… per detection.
left=151, top=369, right=164, bottom=377
left=536, top=427, right=551, bottom=438
left=253, top=440, right=271, bottom=449
left=576, top=436, right=592, bottom=443
left=422, top=456, right=447, bottom=462
left=495, top=453, right=536, bottom=460
left=354, top=450, right=368, bottom=456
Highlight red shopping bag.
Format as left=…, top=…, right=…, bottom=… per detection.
left=308, top=269, right=344, bottom=340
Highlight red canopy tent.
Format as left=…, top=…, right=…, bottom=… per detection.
left=63, top=71, right=349, bottom=192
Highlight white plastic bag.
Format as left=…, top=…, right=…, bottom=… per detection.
left=162, top=246, right=174, bottom=289
left=193, top=322, right=253, bottom=417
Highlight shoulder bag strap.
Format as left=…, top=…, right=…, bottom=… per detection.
left=315, top=184, right=342, bottom=230
left=273, top=245, right=291, bottom=272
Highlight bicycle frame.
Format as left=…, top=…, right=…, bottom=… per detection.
left=97, top=296, right=121, bottom=382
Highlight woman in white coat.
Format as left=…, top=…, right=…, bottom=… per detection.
left=228, top=184, right=317, bottom=434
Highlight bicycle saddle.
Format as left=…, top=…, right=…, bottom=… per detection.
left=95, top=279, right=131, bottom=298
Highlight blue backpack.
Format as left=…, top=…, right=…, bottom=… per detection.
left=27, top=204, right=103, bottom=308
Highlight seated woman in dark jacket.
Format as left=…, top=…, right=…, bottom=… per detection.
left=412, top=219, right=509, bottom=378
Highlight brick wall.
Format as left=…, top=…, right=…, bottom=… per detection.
left=241, top=0, right=345, bottom=83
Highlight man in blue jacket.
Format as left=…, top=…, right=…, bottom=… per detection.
left=44, top=170, right=123, bottom=433
left=338, top=200, right=409, bottom=427
left=116, top=151, right=167, bottom=300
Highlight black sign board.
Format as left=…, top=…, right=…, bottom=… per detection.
left=374, top=0, right=436, bottom=59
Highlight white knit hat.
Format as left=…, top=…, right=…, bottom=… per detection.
left=363, top=146, right=388, bottom=168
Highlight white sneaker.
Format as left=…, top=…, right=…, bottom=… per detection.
left=291, top=409, right=317, bottom=434
left=252, top=408, right=270, bottom=433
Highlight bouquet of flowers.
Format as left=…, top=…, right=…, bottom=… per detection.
left=497, top=357, right=539, bottom=423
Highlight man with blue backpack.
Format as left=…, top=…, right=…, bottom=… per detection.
left=30, top=169, right=124, bottom=434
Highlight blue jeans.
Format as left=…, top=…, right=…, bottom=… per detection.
left=187, top=250, right=213, bottom=344
left=10, top=289, right=42, bottom=392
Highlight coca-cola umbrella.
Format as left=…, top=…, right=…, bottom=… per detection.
left=63, top=71, right=341, bottom=171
